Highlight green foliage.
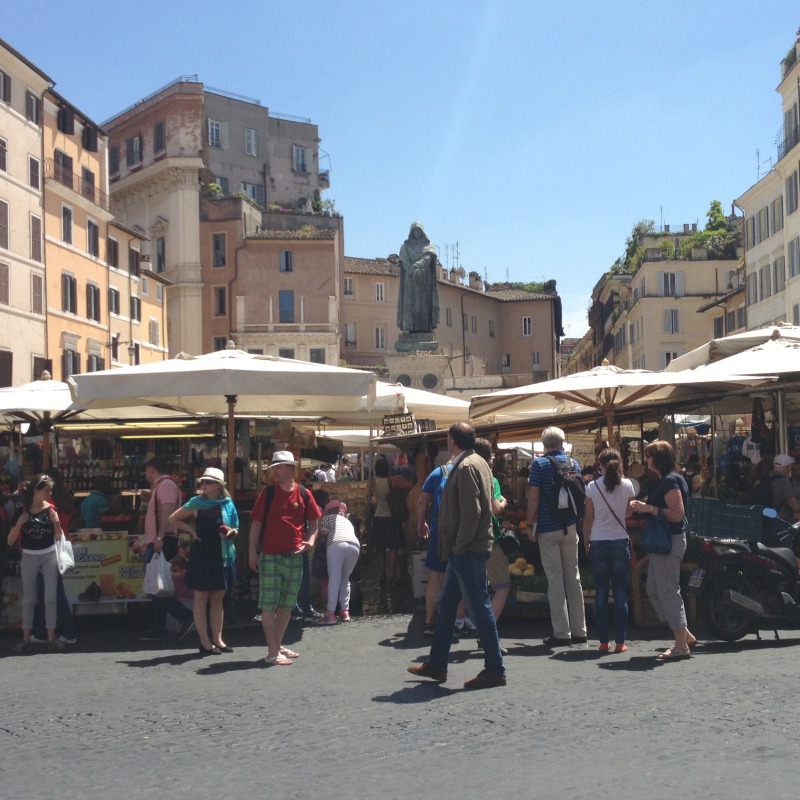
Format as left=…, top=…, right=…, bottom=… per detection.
left=705, top=200, right=727, bottom=232
left=486, top=279, right=557, bottom=294
left=678, top=200, right=742, bottom=260
left=206, top=182, right=223, bottom=199
left=786, top=43, right=798, bottom=66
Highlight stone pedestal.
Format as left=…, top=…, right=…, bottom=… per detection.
left=394, top=332, right=439, bottom=352
left=383, top=351, right=451, bottom=393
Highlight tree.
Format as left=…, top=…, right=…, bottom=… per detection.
left=705, top=200, right=727, bottom=232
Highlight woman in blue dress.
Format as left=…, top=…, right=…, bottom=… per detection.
left=170, top=467, right=239, bottom=655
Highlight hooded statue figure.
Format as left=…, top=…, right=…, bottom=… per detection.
left=397, top=221, right=440, bottom=334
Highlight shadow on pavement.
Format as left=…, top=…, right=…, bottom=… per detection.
left=117, top=653, right=203, bottom=668
left=373, top=683, right=458, bottom=703
left=597, top=656, right=660, bottom=672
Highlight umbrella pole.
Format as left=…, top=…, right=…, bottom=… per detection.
left=226, top=395, right=237, bottom=492
left=42, top=411, right=51, bottom=471
left=776, top=389, right=787, bottom=453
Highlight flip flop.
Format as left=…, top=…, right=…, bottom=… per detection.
left=265, top=654, right=293, bottom=666
left=655, top=646, right=691, bottom=661
left=280, top=647, right=300, bottom=659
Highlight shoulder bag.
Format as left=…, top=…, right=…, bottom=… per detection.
left=639, top=509, right=673, bottom=555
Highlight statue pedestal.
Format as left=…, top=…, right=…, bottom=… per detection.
left=384, top=351, right=450, bottom=394
left=394, top=332, right=439, bottom=353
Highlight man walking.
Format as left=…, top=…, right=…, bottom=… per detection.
left=249, top=451, right=322, bottom=665
left=526, top=426, right=586, bottom=646
left=141, top=457, right=194, bottom=641
left=407, top=422, right=506, bottom=689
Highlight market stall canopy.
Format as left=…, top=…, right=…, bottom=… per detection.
left=690, top=335, right=800, bottom=378
left=69, top=343, right=377, bottom=488
left=361, top=381, right=470, bottom=426
left=665, top=324, right=800, bottom=371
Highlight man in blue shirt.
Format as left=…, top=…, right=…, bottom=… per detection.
left=525, top=426, right=586, bottom=646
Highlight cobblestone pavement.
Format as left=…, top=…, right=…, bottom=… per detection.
left=3, top=610, right=800, bottom=800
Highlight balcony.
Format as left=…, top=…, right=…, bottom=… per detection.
left=319, top=169, right=330, bottom=189
left=777, top=124, right=800, bottom=163
left=45, top=159, right=110, bottom=211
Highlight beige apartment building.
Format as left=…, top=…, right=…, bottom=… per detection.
left=0, top=39, right=51, bottom=385
left=104, top=77, right=327, bottom=356
left=342, top=256, right=560, bottom=385
left=737, top=40, right=800, bottom=329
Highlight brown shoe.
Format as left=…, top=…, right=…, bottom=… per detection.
left=407, top=662, right=447, bottom=682
left=463, top=669, right=507, bottom=690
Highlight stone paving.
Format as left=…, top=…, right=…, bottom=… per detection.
left=3, top=607, right=800, bottom=800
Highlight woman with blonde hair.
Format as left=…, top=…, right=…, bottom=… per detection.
left=170, top=467, right=239, bottom=655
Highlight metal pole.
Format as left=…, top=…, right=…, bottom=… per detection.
left=776, top=389, right=787, bottom=453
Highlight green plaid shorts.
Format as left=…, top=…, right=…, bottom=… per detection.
left=258, top=553, right=303, bottom=611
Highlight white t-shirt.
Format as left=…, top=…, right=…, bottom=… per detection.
left=586, top=478, right=635, bottom=541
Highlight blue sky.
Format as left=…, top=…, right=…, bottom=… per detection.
left=5, top=2, right=799, bottom=338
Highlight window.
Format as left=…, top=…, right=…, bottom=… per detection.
left=86, top=283, right=101, bottom=321
left=489, top=319, right=495, bottom=337
left=279, top=290, right=294, bottom=323
left=149, top=319, right=159, bottom=346
left=309, top=348, right=325, bottom=364
left=29, top=156, right=39, bottom=189
left=789, top=237, right=800, bottom=278
left=126, top=135, right=141, bottom=166
left=81, top=167, right=95, bottom=202
left=213, top=337, right=227, bottom=351
left=131, top=343, right=140, bottom=366
left=471, top=315, right=477, bottom=333
left=213, top=286, right=227, bottom=316
left=216, top=176, right=229, bottom=195
left=82, top=126, right=98, bottom=152
left=746, top=271, right=758, bottom=305
left=208, top=118, right=221, bottom=147
left=110, top=334, right=120, bottom=362
left=344, top=322, right=356, bottom=349
left=25, top=91, right=40, bottom=124
left=758, top=264, right=772, bottom=300
left=773, top=256, right=786, bottom=294
left=87, top=354, right=104, bottom=372
left=0, top=263, right=8, bottom=304
left=0, top=349, right=11, bottom=387
left=501, top=354, right=511, bottom=372
left=242, top=182, right=265, bottom=205
left=156, top=284, right=163, bottom=302
left=661, top=351, right=680, bottom=369
left=212, top=233, right=226, bottom=267
left=375, top=282, right=385, bottom=302
left=57, top=106, right=74, bottom=134
left=109, top=146, right=119, bottom=175
left=107, top=238, right=119, bottom=268
left=129, top=247, right=140, bottom=277
left=737, top=304, right=746, bottom=328
left=532, top=351, right=540, bottom=366
left=0, top=137, right=6, bottom=171
left=62, top=273, right=77, bottom=313
left=0, top=70, right=10, bottom=103
left=245, top=127, right=257, bottom=156
left=154, top=121, right=165, bottom=154
left=61, top=206, right=73, bottom=244
left=293, top=145, right=307, bottom=172
left=156, top=236, right=166, bottom=273
left=109, top=288, right=120, bottom=315
left=446, top=308, right=452, bottom=326
left=522, top=316, right=532, bottom=337
left=280, top=250, right=293, bottom=273
left=140, top=276, right=148, bottom=295
left=726, top=309, right=736, bottom=333
left=659, top=271, right=684, bottom=297
left=30, top=215, right=42, bottom=262
left=757, top=207, right=769, bottom=243
left=62, top=349, right=80, bottom=380
left=54, top=150, right=73, bottom=186
left=130, top=296, right=141, bottom=321
left=745, top=217, right=755, bottom=250
left=375, top=326, right=386, bottom=350
left=278, top=348, right=295, bottom=359
left=31, top=274, right=43, bottom=315
left=795, top=304, right=800, bottom=326
left=87, top=219, right=99, bottom=257
left=663, top=309, right=680, bottom=334
left=343, top=277, right=353, bottom=297
left=713, top=316, right=724, bottom=339
left=788, top=171, right=799, bottom=215
left=772, top=196, right=784, bottom=234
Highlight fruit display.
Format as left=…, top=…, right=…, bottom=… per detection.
left=508, top=557, right=535, bottom=577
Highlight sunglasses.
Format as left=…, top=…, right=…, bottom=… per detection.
left=198, top=478, right=221, bottom=485
left=35, top=476, right=52, bottom=490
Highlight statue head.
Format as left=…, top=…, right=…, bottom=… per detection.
left=407, top=221, right=430, bottom=245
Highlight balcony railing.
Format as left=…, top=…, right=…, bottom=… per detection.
left=44, top=159, right=110, bottom=211
left=777, top=124, right=800, bottom=162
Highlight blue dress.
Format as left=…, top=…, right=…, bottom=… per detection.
left=184, top=504, right=236, bottom=592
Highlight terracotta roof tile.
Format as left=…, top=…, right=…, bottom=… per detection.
left=246, top=229, right=337, bottom=241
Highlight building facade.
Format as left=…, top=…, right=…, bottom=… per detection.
left=0, top=39, right=51, bottom=385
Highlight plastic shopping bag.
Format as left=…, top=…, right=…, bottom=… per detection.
left=55, top=536, right=76, bottom=574
left=142, top=552, right=175, bottom=597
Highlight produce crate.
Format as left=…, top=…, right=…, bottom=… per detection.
left=686, top=498, right=763, bottom=541
left=408, top=551, right=429, bottom=600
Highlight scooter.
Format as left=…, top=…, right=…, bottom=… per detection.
left=686, top=509, right=800, bottom=642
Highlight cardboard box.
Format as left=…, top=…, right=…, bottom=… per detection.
left=408, top=551, right=429, bottom=599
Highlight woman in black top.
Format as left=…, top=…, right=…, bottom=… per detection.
left=7, top=475, right=65, bottom=654
left=630, top=441, right=697, bottom=661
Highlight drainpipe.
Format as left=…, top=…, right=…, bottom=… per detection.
left=460, top=291, right=466, bottom=377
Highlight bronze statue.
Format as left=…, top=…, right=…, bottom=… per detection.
left=397, top=222, right=439, bottom=335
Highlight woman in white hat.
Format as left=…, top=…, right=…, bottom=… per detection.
left=170, top=467, right=239, bottom=655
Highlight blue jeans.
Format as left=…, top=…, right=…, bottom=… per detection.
left=33, top=572, right=76, bottom=640
left=145, top=543, right=192, bottom=636
left=590, top=538, right=630, bottom=645
left=429, top=551, right=505, bottom=676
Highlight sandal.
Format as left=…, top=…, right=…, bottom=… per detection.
left=280, top=647, right=300, bottom=659
left=655, top=646, right=691, bottom=661
left=265, top=654, right=293, bottom=666
left=598, top=643, right=611, bottom=652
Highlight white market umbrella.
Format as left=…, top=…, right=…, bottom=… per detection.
left=367, top=381, right=470, bottom=427
left=469, top=360, right=771, bottom=440
left=70, top=343, right=377, bottom=488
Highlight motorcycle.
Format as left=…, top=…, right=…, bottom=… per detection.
left=686, top=509, right=800, bottom=642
